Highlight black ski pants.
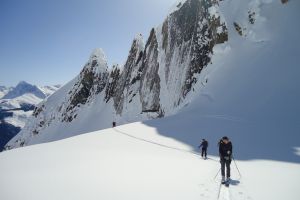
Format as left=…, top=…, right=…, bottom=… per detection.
left=220, top=158, right=231, bottom=178
left=201, top=148, right=207, bottom=158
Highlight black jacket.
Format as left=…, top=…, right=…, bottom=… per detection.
left=199, top=140, right=208, bottom=149
left=219, top=141, right=232, bottom=159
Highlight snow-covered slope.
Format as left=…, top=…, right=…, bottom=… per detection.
left=39, top=85, right=61, bottom=97
left=1, top=93, right=42, bottom=110
left=0, top=121, right=299, bottom=200
left=0, top=0, right=299, bottom=199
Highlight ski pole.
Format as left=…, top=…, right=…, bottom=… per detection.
left=213, top=168, right=221, bottom=181
left=232, top=155, right=242, bottom=179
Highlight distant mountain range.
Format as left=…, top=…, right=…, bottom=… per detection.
left=0, top=81, right=60, bottom=151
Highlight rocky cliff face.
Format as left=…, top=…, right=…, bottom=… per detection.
left=139, top=29, right=161, bottom=113
left=5, top=0, right=228, bottom=149
left=113, top=34, right=145, bottom=114
left=109, top=0, right=228, bottom=115
left=62, top=49, right=109, bottom=122
left=158, top=0, right=227, bottom=110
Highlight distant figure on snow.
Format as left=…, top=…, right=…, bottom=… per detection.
left=219, top=136, right=233, bottom=184
left=112, top=121, right=116, bottom=128
left=198, top=139, right=208, bottom=159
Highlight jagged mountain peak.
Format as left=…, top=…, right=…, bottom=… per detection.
left=133, top=33, right=144, bottom=49
left=89, top=48, right=107, bottom=62
left=86, top=48, right=108, bottom=74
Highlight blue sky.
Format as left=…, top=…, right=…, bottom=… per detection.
left=0, top=0, right=177, bottom=87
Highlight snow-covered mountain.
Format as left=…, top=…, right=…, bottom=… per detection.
left=0, top=81, right=60, bottom=151
left=4, top=0, right=299, bottom=151
left=5, top=0, right=228, bottom=148
left=2, top=81, right=46, bottom=100
left=1, top=0, right=299, bottom=200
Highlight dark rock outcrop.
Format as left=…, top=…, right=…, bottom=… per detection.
left=139, top=29, right=161, bottom=113
left=113, top=35, right=145, bottom=114
left=105, top=65, right=121, bottom=103
left=63, top=49, right=109, bottom=122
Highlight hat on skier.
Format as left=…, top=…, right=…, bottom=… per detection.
left=222, top=136, right=229, bottom=140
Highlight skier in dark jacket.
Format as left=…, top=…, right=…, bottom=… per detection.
left=198, top=139, right=208, bottom=159
left=219, top=136, right=233, bottom=183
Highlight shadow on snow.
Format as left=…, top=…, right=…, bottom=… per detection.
left=142, top=111, right=300, bottom=164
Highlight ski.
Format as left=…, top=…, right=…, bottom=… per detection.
left=225, top=179, right=230, bottom=187
left=221, top=180, right=230, bottom=187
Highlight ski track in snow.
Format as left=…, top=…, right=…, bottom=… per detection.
left=114, top=126, right=252, bottom=200
left=114, top=126, right=246, bottom=200
left=219, top=186, right=230, bottom=200
left=113, top=127, right=201, bottom=156
left=199, top=180, right=253, bottom=200
left=198, top=162, right=252, bottom=200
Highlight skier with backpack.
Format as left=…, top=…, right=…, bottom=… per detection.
left=219, top=136, right=233, bottom=186
left=198, top=139, right=208, bottom=159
